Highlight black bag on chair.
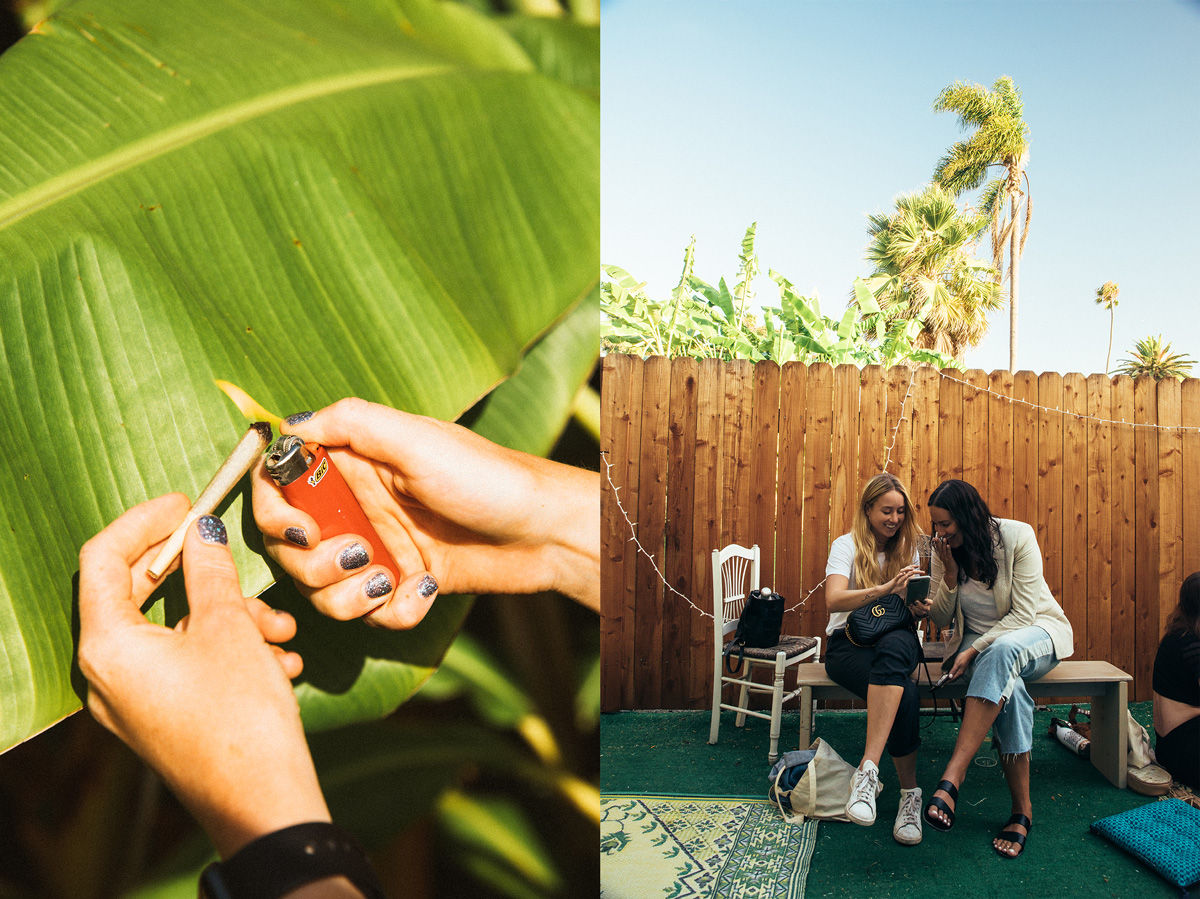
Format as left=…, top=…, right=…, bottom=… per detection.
left=722, top=588, right=785, bottom=673
left=845, top=592, right=915, bottom=647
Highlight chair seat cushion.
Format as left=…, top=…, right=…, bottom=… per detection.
left=1090, top=799, right=1200, bottom=890
left=726, top=635, right=819, bottom=660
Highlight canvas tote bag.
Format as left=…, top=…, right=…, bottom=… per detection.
left=769, top=738, right=856, bottom=824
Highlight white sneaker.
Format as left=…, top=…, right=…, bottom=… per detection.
left=846, top=760, right=882, bottom=826
left=893, top=787, right=923, bottom=845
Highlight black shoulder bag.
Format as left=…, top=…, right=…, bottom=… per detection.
left=845, top=592, right=915, bottom=648
left=722, top=588, right=785, bottom=673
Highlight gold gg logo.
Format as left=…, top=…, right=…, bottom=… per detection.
left=307, top=458, right=328, bottom=487
left=871, top=604, right=886, bottom=618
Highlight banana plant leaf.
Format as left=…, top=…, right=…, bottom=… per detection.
left=0, top=0, right=599, bottom=753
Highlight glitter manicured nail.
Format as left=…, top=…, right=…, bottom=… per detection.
left=284, top=526, right=308, bottom=547
left=284, top=411, right=314, bottom=425
left=365, top=572, right=392, bottom=599
left=338, top=543, right=369, bottom=570
left=417, top=574, right=438, bottom=598
left=196, top=515, right=227, bottom=545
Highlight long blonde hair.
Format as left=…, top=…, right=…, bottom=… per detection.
left=851, top=473, right=922, bottom=589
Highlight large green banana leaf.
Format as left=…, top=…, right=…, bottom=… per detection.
left=0, top=0, right=599, bottom=753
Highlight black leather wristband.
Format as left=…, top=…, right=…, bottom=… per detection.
left=199, top=821, right=385, bottom=899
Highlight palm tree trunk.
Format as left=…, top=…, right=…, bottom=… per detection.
left=1008, top=193, right=1019, bottom=373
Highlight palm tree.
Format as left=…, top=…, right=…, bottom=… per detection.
left=858, top=184, right=1004, bottom=361
left=1113, top=335, right=1196, bottom=380
left=1095, top=281, right=1120, bottom=373
left=933, top=76, right=1031, bottom=373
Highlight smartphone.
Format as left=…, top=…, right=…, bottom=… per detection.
left=905, top=575, right=931, bottom=605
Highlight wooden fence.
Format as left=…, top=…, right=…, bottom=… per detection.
left=601, top=354, right=1200, bottom=711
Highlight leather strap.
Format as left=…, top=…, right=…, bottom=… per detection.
left=199, top=822, right=385, bottom=899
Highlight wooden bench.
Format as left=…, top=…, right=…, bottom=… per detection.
left=794, top=661, right=1132, bottom=788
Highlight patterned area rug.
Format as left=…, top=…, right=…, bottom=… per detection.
left=600, top=794, right=818, bottom=899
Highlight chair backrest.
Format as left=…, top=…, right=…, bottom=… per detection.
left=711, top=544, right=761, bottom=647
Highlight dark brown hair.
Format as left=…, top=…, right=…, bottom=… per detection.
left=927, top=479, right=1000, bottom=588
left=1165, top=572, right=1200, bottom=638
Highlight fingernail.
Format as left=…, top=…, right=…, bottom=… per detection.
left=285, top=411, right=314, bottom=425
left=284, top=526, right=308, bottom=547
left=365, top=572, right=392, bottom=599
left=197, top=515, right=227, bottom=545
left=338, top=542, right=369, bottom=570
left=417, top=574, right=438, bottom=598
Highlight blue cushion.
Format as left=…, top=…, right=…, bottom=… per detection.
left=1091, top=799, right=1200, bottom=890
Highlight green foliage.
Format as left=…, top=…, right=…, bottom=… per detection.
left=1113, top=335, right=1196, bottom=381
left=601, top=225, right=962, bottom=369
left=859, top=184, right=1003, bottom=360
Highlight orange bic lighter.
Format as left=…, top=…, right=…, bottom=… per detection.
left=264, top=435, right=399, bottom=585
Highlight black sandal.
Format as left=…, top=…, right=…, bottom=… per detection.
left=993, top=813, right=1032, bottom=859
left=923, top=779, right=958, bottom=832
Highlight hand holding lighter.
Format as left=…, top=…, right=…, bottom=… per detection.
left=265, top=435, right=400, bottom=586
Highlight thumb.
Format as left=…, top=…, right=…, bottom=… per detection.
left=182, top=515, right=246, bottom=618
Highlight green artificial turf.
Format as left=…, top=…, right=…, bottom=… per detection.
left=601, top=702, right=1175, bottom=899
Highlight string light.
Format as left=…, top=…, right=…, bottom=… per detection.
left=603, top=361, right=1200, bottom=619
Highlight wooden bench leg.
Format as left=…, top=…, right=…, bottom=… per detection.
left=1090, top=680, right=1128, bottom=789
left=799, top=686, right=814, bottom=749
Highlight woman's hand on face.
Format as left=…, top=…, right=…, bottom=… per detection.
left=77, top=495, right=329, bottom=858
left=933, top=534, right=957, bottom=586
left=252, top=398, right=600, bottom=630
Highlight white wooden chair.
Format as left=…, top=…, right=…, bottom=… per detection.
left=707, top=543, right=821, bottom=762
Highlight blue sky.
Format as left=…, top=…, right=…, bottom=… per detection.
left=601, top=0, right=1200, bottom=376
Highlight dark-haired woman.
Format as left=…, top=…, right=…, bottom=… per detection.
left=1153, top=573, right=1200, bottom=790
left=920, top=480, right=1073, bottom=860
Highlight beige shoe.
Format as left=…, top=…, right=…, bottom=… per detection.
left=1127, top=763, right=1172, bottom=797
left=893, top=787, right=923, bottom=845
left=846, top=760, right=882, bottom=826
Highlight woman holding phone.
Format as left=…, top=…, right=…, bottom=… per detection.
left=921, top=479, right=1073, bottom=859
left=824, top=472, right=932, bottom=845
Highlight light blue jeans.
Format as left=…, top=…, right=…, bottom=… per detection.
left=960, top=625, right=1057, bottom=756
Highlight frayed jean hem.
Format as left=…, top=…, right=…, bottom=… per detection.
left=960, top=626, right=1057, bottom=757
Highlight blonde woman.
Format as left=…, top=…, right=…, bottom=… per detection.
left=824, top=473, right=931, bottom=845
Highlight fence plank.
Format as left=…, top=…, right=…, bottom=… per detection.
left=910, top=366, right=941, bottom=523
left=802, top=364, right=835, bottom=643
left=1183, top=380, right=1200, bottom=577
left=600, top=354, right=630, bottom=712
left=1133, top=376, right=1159, bottom=702
left=938, top=369, right=964, bottom=484
left=1086, top=373, right=1112, bottom=666
left=987, top=370, right=1014, bottom=520
left=776, top=362, right=808, bottom=638
left=830, top=365, right=861, bottom=545
left=962, top=369, right=989, bottom=496
left=885, top=365, right=915, bottom=487
left=858, top=365, right=887, bottom=483
left=1037, top=372, right=1064, bottom=600
left=1061, top=373, right=1088, bottom=656
left=1012, top=371, right=1039, bottom=528
left=750, top=361, right=781, bottom=588
left=721, top=361, right=754, bottom=549
left=690, top=359, right=725, bottom=708
left=1157, top=378, right=1182, bottom=640
left=608, top=354, right=644, bottom=709
left=1110, top=376, right=1137, bottom=686
left=633, top=356, right=672, bottom=709
left=662, top=357, right=698, bottom=709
